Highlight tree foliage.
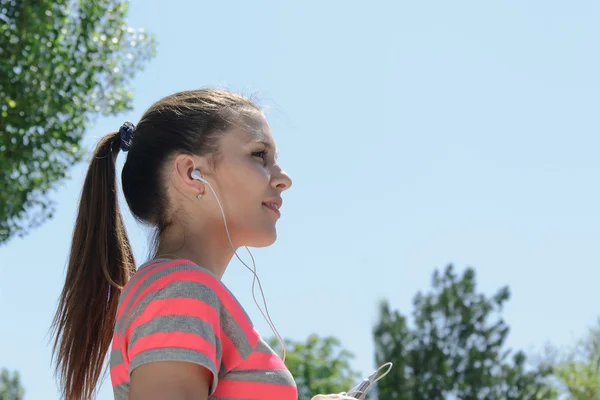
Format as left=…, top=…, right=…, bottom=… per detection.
left=0, top=0, right=156, bottom=244
left=548, top=318, right=600, bottom=399
left=0, top=369, right=23, bottom=400
left=373, top=264, right=557, bottom=400
left=269, top=334, right=361, bottom=398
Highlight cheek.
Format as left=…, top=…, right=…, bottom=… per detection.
left=238, top=162, right=270, bottom=191
left=222, top=163, right=269, bottom=207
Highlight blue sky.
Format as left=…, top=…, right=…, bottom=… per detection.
left=1, top=1, right=599, bottom=398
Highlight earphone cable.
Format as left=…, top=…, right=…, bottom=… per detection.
left=203, top=181, right=287, bottom=363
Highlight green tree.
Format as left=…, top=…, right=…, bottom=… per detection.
left=373, top=264, right=557, bottom=400
left=0, top=369, right=24, bottom=400
left=548, top=318, right=600, bottom=399
left=269, top=334, right=361, bottom=398
left=0, top=0, right=156, bottom=244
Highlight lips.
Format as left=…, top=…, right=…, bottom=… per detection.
left=262, top=198, right=282, bottom=217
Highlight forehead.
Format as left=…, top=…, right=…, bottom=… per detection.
left=226, top=112, right=276, bottom=147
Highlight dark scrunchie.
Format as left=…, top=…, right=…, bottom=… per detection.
left=119, top=122, right=135, bottom=152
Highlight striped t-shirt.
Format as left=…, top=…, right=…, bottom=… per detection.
left=109, top=258, right=297, bottom=399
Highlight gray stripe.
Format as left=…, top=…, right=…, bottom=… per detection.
left=220, top=305, right=254, bottom=361
left=129, top=348, right=219, bottom=392
left=112, top=382, right=129, bottom=400
left=221, top=284, right=254, bottom=327
left=225, top=368, right=296, bottom=385
left=110, top=348, right=124, bottom=367
left=255, top=337, right=276, bottom=354
left=129, top=315, right=223, bottom=364
left=115, top=263, right=215, bottom=333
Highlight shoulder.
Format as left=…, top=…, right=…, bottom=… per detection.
left=116, top=258, right=257, bottom=346
left=119, top=259, right=225, bottom=309
left=130, top=258, right=222, bottom=291
left=114, top=258, right=258, bottom=376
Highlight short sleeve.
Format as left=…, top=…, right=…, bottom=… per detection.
left=123, top=267, right=224, bottom=393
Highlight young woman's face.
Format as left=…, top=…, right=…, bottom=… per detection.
left=204, top=114, right=292, bottom=247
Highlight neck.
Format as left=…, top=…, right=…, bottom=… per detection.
left=156, top=224, right=235, bottom=279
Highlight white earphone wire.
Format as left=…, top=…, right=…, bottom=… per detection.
left=366, top=362, right=394, bottom=393
left=202, top=178, right=287, bottom=363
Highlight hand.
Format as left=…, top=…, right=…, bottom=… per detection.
left=311, top=393, right=358, bottom=400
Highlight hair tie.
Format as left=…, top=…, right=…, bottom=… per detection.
left=119, top=122, right=135, bottom=152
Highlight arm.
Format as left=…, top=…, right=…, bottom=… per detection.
left=129, top=361, right=212, bottom=400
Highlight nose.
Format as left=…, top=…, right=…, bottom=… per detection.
left=271, top=165, right=292, bottom=192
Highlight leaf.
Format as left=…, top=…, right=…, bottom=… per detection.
left=0, top=0, right=157, bottom=245
left=0, top=368, right=25, bottom=400
left=373, top=265, right=557, bottom=400
left=267, top=335, right=360, bottom=399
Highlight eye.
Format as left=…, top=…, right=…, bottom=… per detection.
left=251, top=150, right=268, bottom=163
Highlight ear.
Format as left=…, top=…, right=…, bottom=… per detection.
left=172, top=154, right=208, bottom=196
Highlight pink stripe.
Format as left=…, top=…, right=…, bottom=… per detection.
left=239, top=352, right=287, bottom=370
left=111, top=335, right=121, bottom=351
left=212, top=379, right=298, bottom=399
left=220, top=328, right=243, bottom=371
left=110, top=363, right=128, bottom=386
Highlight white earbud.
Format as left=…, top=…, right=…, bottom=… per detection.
left=191, top=169, right=208, bottom=184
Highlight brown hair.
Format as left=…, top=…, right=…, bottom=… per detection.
left=50, top=89, right=261, bottom=400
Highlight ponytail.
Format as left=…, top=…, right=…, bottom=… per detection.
left=51, top=132, right=136, bottom=400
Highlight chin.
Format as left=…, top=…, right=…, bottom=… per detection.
left=245, top=227, right=278, bottom=248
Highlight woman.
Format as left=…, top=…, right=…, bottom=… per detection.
left=51, top=89, right=356, bottom=400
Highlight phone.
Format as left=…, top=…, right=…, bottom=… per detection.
left=347, top=362, right=393, bottom=399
